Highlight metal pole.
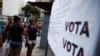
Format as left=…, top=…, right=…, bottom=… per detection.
left=45, top=42, right=48, bottom=56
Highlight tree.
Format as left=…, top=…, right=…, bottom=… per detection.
left=50, top=0, right=54, bottom=2
left=22, top=4, right=40, bottom=17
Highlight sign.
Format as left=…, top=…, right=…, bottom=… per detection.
left=48, top=0, right=100, bottom=56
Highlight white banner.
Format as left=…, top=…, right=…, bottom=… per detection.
left=48, top=0, right=100, bottom=56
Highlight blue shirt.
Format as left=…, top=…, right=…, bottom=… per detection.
left=0, top=25, right=3, bottom=37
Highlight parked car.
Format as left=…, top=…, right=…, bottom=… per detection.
left=0, top=20, right=6, bottom=29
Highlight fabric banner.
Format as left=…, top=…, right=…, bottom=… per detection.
left=48, top=0, right=100, bottom=56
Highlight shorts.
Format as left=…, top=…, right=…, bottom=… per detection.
left=28, top=40, right=36, bottom=44
left=9, top=40, right=22, bottom=48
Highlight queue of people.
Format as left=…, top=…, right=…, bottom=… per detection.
left=0, top=15, right=40, bottom=56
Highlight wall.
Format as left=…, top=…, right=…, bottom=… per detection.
left=36, top=0, right=50, bottom=2
left=47, top=46, right=55, bottom=56
left=0, top=0, right=2, bottom=2
left=2, top=0, right=25, bottom=16
left=36, top=0, right=42, bottom=2
left=42, top=0, right=50, bottom=2
left=40, top=13, right=50, bottom=48
left=19, top=0, right=25, bottom=14
left=0, top=0, right=2, bottom=14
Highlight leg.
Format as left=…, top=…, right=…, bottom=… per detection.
left=15, top=47, right=21, bottom=56
left=27, top=44, right=35, bottom=56
left=30, top=43, right=35, bottom=56
left=9, top=47, right=15, bottom=56
left=27, top=44, right=32, bottom=56
left=9, top=41, right=22, bottom=56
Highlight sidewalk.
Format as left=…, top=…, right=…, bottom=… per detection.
left=0, top=37, right=45, bottom=56
left=21, top=37, right=45, bottom=56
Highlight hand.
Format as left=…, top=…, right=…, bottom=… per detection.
left=34, top=24, right=38, bottom=28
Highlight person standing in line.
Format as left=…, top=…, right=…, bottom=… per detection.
left=3, top=17, right=13, bottom=55
left=0, top=24, right=3, bottom=54
left=3, top=17, right=12, bottom=42
left=25, top=19, right=40, bottom=56
left=9, top=16, right=24, bottom=56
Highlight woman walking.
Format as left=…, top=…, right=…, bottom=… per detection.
left=25, top=19, right=40, bottom=56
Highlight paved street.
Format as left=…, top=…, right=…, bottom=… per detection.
left=0, top=37, right=45, bottom=56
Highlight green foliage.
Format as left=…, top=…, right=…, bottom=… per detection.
left=50, top=0, right=54, bottom=2
left=22, top=4, right=40, bottom=17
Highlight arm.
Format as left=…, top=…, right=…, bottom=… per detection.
left=36, top=26, right=40, bottom=33
left=35, top=24, right=40, bottom=33
left=2, top=24, right=8, bottom=43
left=3, top=24, right=8, bottom=36
left=3, top=23, right=10, bottom=39
left=24, top=27, right=29, bottom=47
left=4, top=23, right=10, bottom=35
left=24, top=27, right=29, bottom=42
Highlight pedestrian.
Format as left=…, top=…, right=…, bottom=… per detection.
left=25, top=19, right=40, bottom=56
left=9, top=15, right=24, bottom=56
left=3, top=16, right=13, bottom=55
left=3, top=16, right=13, bottom=42
left=0, top=24, right=3, bottom=54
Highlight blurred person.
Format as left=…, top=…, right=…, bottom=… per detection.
left=3, top=17, right=13, bottom=43
left=9, top=16, right=24, bottom=56
left=25, top=19, right=40, bottom=56
left=0, top=24, right=3, bottom=54
left=3, top=17, right=13, bottom=55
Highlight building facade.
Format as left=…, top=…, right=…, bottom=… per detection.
left=2, top=0, right=25, bottom=16
left=36, top=0, right=51, bottom=2
left=36, top=0, right=42, bottom=2
left=0, top=0, right=2, bottom=14
left=35, top=0, right=55, bottom=56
